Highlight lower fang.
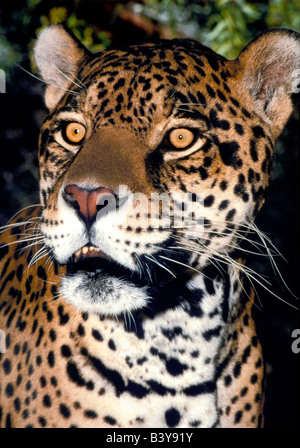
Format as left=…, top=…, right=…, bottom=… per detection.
left=75, top=250, right=81, bottom=258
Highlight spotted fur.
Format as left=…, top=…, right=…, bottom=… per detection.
left=0, top=26, right=299, bottom=428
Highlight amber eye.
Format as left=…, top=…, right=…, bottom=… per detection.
left=64, top=122, right=86, bottom=144
left=169, top=128, right=195, bottom=149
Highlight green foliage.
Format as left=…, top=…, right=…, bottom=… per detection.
left=129, top=0, right=206, bottom=39
left=0, top=32, right=22, bottom=75
left=66, top=14, right=111, bottom=53
left=138, top=0, right=299, bottom=58
left=37, top=7, right=111, bottom=53
left=0, top=0, right=111, bottom=78
left=266, top=0, right=300, bottom=30
left=0, top=0, right=299, bottom=78
left=128, top=0, right=204, bottom=42
left=205, top=0, right=261, bottom=58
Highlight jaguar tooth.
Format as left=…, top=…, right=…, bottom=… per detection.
left=75, top=249, right=81, bottom=258
left=74, top=245, right=104, bottom=259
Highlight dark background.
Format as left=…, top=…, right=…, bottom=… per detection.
left=0, top=0, right=299, bottom=428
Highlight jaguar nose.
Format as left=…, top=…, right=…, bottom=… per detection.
left=63, top=184, right=116, bottom=228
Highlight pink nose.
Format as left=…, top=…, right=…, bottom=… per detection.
left=63, top=184, right=115, bottom=227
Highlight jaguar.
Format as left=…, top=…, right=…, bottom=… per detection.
left=0, top=24, right=299, bottom=428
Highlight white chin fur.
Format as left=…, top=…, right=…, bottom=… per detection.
left=60, top=272, right=149, bottom=316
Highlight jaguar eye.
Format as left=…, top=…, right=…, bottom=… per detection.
left=169, top=128, right=195, bottom=149
left=63, top=122, right=86, bottom=144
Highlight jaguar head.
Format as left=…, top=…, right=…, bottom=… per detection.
left=34, top=25, right=299, bottom=316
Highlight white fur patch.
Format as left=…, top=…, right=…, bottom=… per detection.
left=61, top=273, right=149, bottom=316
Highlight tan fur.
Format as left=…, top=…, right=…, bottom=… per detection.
left=218, top=290, right=264, bottom=427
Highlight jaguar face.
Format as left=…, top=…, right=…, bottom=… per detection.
left=33, top=26, right=299, bottom=316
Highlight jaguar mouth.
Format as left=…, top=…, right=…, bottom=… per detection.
left=67, top=243, right=112, bottom=274
left=66, top=243, right=149, bottom=287
left=66, top=239, right=190, bottom=289
left=63, top=242, right=193, bottom=316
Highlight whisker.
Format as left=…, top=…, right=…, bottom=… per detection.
left=28, top=246, right=49, bottom=269
left=1, top=204, right=42, bottom=226
left=47, top=60, right=87, bottom=90
left=132, top=253, right=144, bottom=279
left=145, top=263, right=153, bottom=284
left=46, top=293, right=67, bottom=305
left=123, top=309, right=137, bottom=332
left=70, top=307, right=81, bottom=333
left=158, top=254, right=202, bottom=275
left=211, top=250, right=297, bottom=309
left=1, top=236, right=44, bottom=251
left=248, top=221, right=298, bottom=300
left=17, top=64, right=78, bottom=95
left=168, top=216, right=298, bottom=308
left=144, top=254, right=176, bottom=278
left=0, top=219, right=41, bottom=233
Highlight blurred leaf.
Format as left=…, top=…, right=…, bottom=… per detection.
left=0, top=35, right=22, bottom=76
left=266, top=0, right=300, bottom=30
left=49, top=7, right=68, bottom=24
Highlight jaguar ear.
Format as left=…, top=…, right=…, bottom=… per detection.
left=34, top=25, right=90, bottom=110
left=234, top=29, right=300, bottom=138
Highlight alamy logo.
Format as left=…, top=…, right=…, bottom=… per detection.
left=94, top=185, right=205, bottom=232
left=0, top=329, right=6, bottom=353
left=0, top=69, right=6, bottom=93
left=291, top=69, right=300, bottom=94
left=291, top=329, right=300, bottom=354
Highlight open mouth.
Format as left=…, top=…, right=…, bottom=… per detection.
left=62, top=242, right=194, bottom=316
left=67, top=243, right=113, bottom=274
left=66, top=243, right=149, bottom=287
left=66, top=238, right=192, bottom=291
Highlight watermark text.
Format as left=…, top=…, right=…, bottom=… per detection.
left=291, top=329, right=300, bottom=354
left=0, top=329, right=6, bottom=353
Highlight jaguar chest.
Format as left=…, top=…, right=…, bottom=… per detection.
left=37, top=272, right=233, bottom=428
